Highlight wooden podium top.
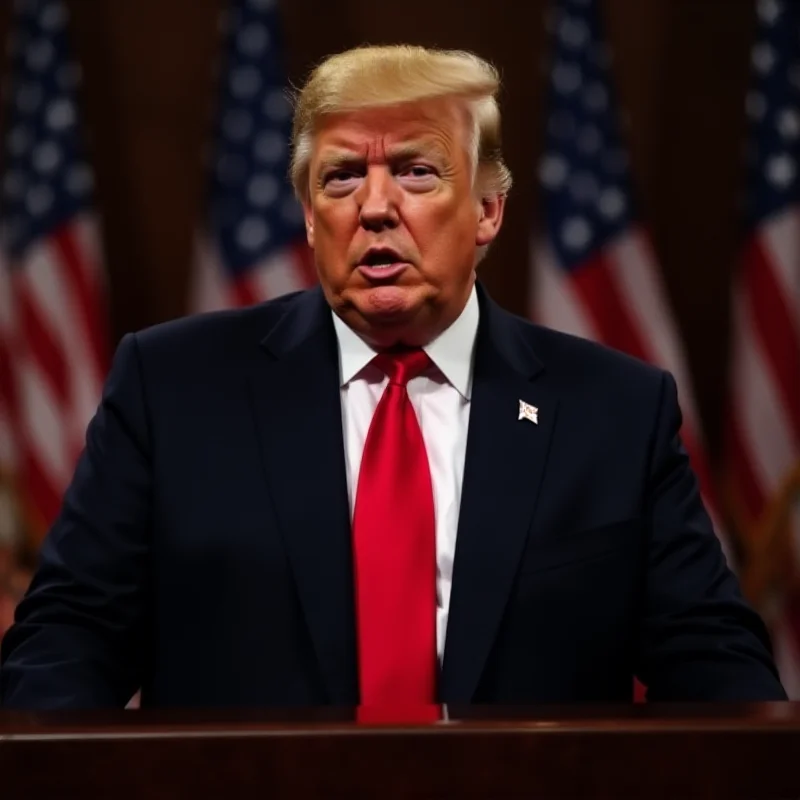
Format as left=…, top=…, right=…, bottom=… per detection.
left=2, top=703, right=800, bottom=798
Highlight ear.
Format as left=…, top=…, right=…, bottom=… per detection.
left=475, top=192, right=506, bottom=247
left=302, top=200, right=315, bottom=248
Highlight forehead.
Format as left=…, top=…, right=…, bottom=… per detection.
left=312, top=100, right=469, bottom=159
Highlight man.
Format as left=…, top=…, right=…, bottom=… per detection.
left=0, top=45, right=787, bottom=708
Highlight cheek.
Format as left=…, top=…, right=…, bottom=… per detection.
left=319, top=203, right=358, bottom=235
left=312, top=207, right=360, bottom=285
left=410, top=201, right=478, bottom=253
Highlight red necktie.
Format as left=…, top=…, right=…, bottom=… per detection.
left=352, top=348, right=437, bottom=707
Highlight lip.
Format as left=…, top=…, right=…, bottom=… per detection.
left=357, top=262, right=409, bottom=281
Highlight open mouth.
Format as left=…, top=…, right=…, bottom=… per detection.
left=359, top=249, right=405, bottom=268
left=356, top=248, right=409, bottom=281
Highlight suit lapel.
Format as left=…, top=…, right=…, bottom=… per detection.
left=440, top=288, right=559, bottom=703
left=248, top=288, right=358, bottom=705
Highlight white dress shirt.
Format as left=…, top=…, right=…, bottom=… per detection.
left=332, top=286, right=479, bottom=662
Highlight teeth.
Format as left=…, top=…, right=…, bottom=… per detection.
left=363, top=252, right=400, bottom=266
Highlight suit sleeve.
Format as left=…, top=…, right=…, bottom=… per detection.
left=635, top=371, right=787, bottom=701
left=0, top=333, right=152, bottom=708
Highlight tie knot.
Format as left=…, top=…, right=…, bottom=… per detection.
left=372, top=348, right=431, bottom=386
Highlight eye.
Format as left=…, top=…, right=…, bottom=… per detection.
left=322, top=169, right=362, bottom=196
left=324, top=169, right=359, bottom=184
left=396, top=164, right=439, bottom=191
left=401, top=164, right=435, bottom=178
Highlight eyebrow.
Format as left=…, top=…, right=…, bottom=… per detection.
left=317, top=141, right=448, bottom=173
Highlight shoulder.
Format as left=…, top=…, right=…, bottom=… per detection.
left=500, top=304, right=666, bottom=386
left=123, top=290, right=308, bottom=371
left=491, top=303, right=670, bottom=416
left=535, top=324, right=664, bottom=387
left=135, top=291, right=304, bottom=349
left=491, top=306, right=680, bottom=459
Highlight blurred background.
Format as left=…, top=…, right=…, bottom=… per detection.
left=0, top=0, right=797, bottom=696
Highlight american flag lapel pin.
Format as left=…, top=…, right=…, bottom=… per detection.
left=518, top=400, right=538, bottom=425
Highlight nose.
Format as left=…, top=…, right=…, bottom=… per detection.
left=357, top=167, right=399, bottom=232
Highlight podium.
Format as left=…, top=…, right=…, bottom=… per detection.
left=2, top=703, right=800, bottom=798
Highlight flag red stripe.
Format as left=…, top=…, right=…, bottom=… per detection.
left=53, top=224, right=109, bottom=373
left=0, top=333, right=17, bottom=421
left=745, top=237, right=800, bottom=441
left=20, top=442, right=63, bottom=533
left=569, top=254, right=650, bottom=363
left=232, top=274, right=260, bottom=306
left=18, top=284, right=69, bottom=405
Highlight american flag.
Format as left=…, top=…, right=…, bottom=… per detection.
left=189, top=0, right=315, bottom=313
left=724, top=0, right=800, bottom=699
left=530, top=0, right=730, bottom=562
left=0, top=0, right=108, bottom=545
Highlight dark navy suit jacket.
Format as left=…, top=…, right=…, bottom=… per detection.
left=0, top=283, right=787, bottom=708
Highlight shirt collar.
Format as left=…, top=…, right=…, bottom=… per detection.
left=331, top=284, right=479, bottom=400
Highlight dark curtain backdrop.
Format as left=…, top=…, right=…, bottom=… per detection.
left=0, top=0, right=757, bottom=460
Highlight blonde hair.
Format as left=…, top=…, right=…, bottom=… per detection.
left=290, top=45, right=513, bottom=203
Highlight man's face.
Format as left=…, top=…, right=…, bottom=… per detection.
left=303, top=99, right=505, bottom=347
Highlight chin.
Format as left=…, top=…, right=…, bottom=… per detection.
left=349, top=285, right=418, bottom=320
left=340, top=285, right=438, bottom=344
left=364, top=315, right=438, bottom=349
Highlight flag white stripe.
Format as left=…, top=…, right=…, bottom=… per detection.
left=12, top=274, right=70, bottom=408
left=72, top=215, right=105, bottom=286
left=732, top=289, right=797, bottom=494
left=533, top=232, right=708, bottom=454
left=250, top=249, right=307, bottom=299
left=22, top=243, right=76, bottom=345
left=608, top=229, right=703, bottom=436
left=59, top=221, right=107, bottom=390
left=28, top=237, right=103, bottom=443
left=530, top=238, right=598, bottom=341
left=191, top=238, right=309, bottom=314
left=0, top=254, right=17, bottom=473
left=761, top=208, right=800, bottom=330
left=16, top=356, right=71, bottom=488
